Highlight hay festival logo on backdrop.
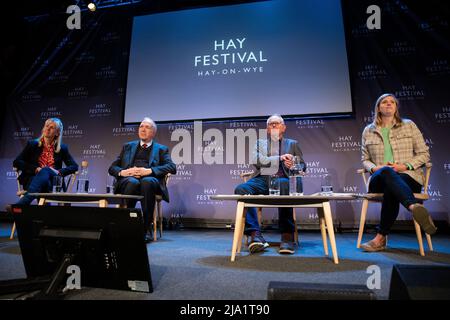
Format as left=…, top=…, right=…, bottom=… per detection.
left=41, top=107, right=62, bottom=120
left=89, top=103, right=111, bottom=118
left=63, top=124, right=84, bottom=139
left=229, top=164, right=252, bottom=181
left=435, top=106, right=450, bottom=124
left=13, top=127, right=34, bottom=140
left=196, top=186, right=222, bottom=206
left=303, top=161, right=329, bottom=179
left=394, top=84, right=425, bottom=101
left=172, top=164, right=193, bottom=181
left=296, top=119, right=325, bottom=129
left=21, top=90, right=42, bottom=103
left=112, top=126, right=137, bottom=137
left=332, top=136, right=361, bottom=152
left=82, top=144, right=106, bottom=159
left=194, top=37, right=268, bottom=77
left=67, top=87, right=89, bottom=100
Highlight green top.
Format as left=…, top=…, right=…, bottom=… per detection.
left=381, top=127, right=394, bottom=164
left=380, top=126, right=413, bottom=170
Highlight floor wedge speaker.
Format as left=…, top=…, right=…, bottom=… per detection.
left=389, top=264, right=450, bottom=300
left=267, top=281, right=376, bottom=300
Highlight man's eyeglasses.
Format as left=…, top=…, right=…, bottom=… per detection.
left=267, top=122, right=283, bottom=127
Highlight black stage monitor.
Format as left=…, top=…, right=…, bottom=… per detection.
left=12, top=205, right=152, bottom=296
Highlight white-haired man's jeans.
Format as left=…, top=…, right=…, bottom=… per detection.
left=234, top=175, right=300, bottom=235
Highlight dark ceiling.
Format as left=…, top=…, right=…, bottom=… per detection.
left=5, top=0, right=266, bottom=19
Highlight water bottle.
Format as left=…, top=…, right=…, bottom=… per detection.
left=289, top=156, right=304, bottom=196
left=52, top=176, right=63, bottom=193
left=320, top=174, right=333, bottom=196
left=76, top=160, right=90, bottom=193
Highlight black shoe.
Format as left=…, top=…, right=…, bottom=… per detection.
left=411, top=204, right=437, bottom=235
left=248, top=231, right=269, bottom=254
left=144, top=232, right=152, bottom=243
left=279, top=232, right=295, bottom=254
left=279, top=242, right=295, bottom=254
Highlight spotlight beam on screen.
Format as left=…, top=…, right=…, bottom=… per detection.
left=124, top=0, right=353, bottom=123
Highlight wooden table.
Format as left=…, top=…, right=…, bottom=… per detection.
left=29, top=193, right=143, bottom=208
left=211, top=193, right=357, bottom=264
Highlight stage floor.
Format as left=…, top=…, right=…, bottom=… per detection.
left=1, top=223, right=450, bottom=300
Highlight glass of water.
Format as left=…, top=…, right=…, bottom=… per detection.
left=52, top=175, right=62, bottom=193
left=321, top=174, right=333, bottom=195
left=269, top=175, right=280, bottom=196
left=106, top=175, right=115, bottom=194
left=76, top=178, right=89, bottom=193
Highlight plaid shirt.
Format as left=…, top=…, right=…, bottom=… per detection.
left=361, top=119, right=430, bottom=185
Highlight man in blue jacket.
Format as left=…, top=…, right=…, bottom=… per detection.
left=109, top=117, right=176, bottom=242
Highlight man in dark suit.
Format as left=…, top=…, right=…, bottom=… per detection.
left=13, top=118, right=79, bottom=205
left=109, top=117, right=176, bottom=242
left=234, top=114, right=306, bottom=254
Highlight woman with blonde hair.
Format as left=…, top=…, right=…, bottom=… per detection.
left=360, top=93, right=436, bottom=252
left=13, top=118, right=78, bottom=205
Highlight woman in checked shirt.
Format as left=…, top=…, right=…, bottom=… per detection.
left=360, top=93, right=436, bottom=252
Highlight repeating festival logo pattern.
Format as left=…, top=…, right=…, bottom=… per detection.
left=1, top=4, right=448, bottom=225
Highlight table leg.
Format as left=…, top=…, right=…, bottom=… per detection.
left=293, top=208, right=299, bottom=245
left=323, top=201, right=339, bottom=264
left=317, top=207, right=329, bottom=256
left=38, top=198, right=46, bottom=206
left=237, top=214, right=246, bottom=254
left=231, top=201, right=245, bottom=262
left=356, top=199, right=369, bottom=248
